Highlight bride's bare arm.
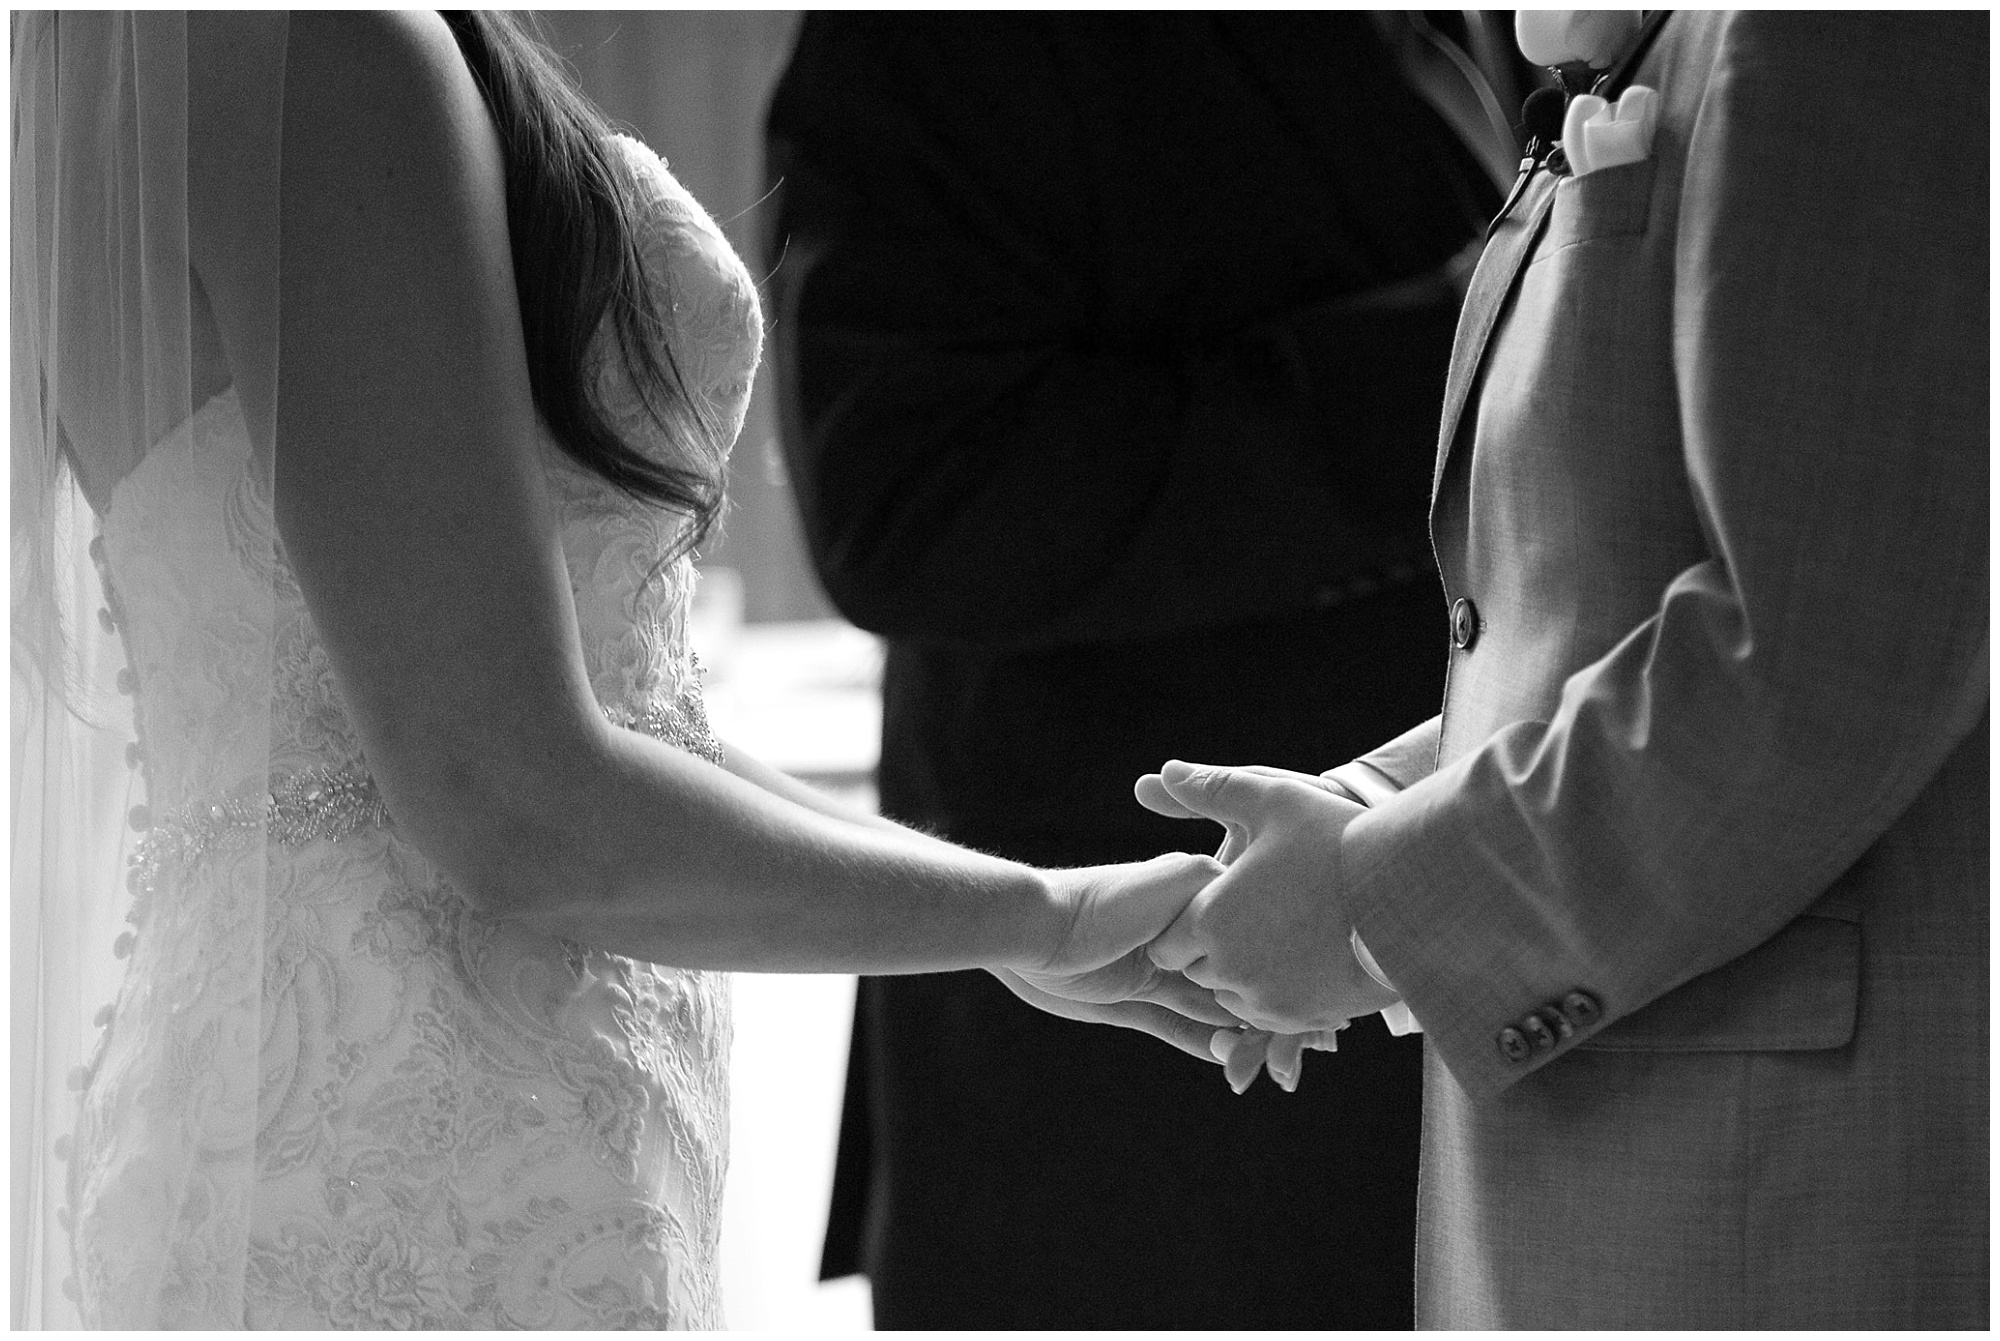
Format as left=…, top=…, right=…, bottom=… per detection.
left=232, top=12, right=1196, bottom=984
left=717, top=744, right=949, bottom=845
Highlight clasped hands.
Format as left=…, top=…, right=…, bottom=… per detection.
left=1001, top=760, right=1400, bottom=1092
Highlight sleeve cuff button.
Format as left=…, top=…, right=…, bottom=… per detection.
left=1520, top=1013, right=1557, bottom=1052
left=1560, top=990, right=1602, bottom=1026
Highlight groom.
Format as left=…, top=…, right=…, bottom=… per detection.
left=1144, top=11, right=1987, bottom=1328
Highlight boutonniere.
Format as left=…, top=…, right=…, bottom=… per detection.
left=1516, top=11, right=1658, bottom=179
left=1560, top=85, right=1658, bottom=178
left=1515, top=11, right=1645, bottom=79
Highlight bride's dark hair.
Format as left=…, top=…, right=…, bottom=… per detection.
left=441, top=11, right=723, bottom=555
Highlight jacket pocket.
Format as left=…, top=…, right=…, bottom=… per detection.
left=1529, top=154, right=1659, bottom=264
left=1576, top=911, right=1860, bottom=1053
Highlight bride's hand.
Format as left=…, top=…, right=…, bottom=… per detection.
left=1006, top=853, right=1239, bottom=1034
left=1207, top=1023, right=1348, bottom=1094
left=988, top=966, right=1237, bottom=1063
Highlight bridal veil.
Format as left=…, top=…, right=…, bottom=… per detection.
left=12, top=13, right=286, bottom=1325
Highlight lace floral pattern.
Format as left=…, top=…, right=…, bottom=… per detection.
left=66, top=140, right=758, bottom=1328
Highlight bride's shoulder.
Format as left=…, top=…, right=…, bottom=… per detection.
left=281, top=10, right=466, bottom=91
left=273, top=12, right=502, bottom=188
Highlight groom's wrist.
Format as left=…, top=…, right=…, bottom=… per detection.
left=1323, top=765, right=1405, bottom=994
left=1351, top=925, right=1421, bottom=1033
left=1322, top=760, right=1402, bottom=808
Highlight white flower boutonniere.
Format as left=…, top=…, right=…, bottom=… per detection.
left=1562, top=85, right=1658, bottom=177
left=1515, top=10, right=1644, bottom=71
left=1516, top=11, right=1658, bottom=178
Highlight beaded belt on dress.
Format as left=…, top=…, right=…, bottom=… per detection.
left=125, top=688, right=725, bottom=907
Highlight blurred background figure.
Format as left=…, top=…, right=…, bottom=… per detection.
left=763, top=12, right=1526, bottom=1329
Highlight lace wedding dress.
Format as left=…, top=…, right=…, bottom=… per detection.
left=63, top=136, right=761, bottom=1328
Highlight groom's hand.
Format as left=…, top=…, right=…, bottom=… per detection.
left=1137, top=765, right=1365, bottom=863
left=1138, top=761, right=1397, bottom=1035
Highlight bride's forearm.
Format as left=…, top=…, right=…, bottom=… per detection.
left=396, top=723, right=1064, bottom=976
left=715, top=735, right=958, bottom=852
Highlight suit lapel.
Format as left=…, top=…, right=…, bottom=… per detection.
left=1430, top=170, right=1561, bottom=504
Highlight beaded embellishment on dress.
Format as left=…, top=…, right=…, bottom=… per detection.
left=604, top=659, right=725, bottom=767
left=124, top=670, right=725, bottom=922
left=126, top=766, right=390, bottom=912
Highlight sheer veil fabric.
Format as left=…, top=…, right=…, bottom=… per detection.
left=13, top=13, right=286, bottom=1325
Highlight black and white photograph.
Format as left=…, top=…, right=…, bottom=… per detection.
left=11, top=8, right=1988, bottom=1330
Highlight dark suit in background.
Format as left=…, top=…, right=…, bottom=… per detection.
left=762, top=13, right=1511, bottom=1327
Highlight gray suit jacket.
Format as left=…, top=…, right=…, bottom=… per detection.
left=1340, top=12, right=1987, bottom=1326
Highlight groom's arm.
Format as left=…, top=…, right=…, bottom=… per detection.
left=1323, top=715, right=1441, bottom=800
left=1351, top=716, right=1440, bottom=790
left=1320, top=716, right=1441, bottom=1035
left=1338, top=13, right=1987, bottom=1100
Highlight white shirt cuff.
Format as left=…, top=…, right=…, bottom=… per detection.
left=1339, top=788, right=1424, bottom=1036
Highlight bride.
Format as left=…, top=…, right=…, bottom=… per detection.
left=12, top=12, right=1239, bottom=1327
